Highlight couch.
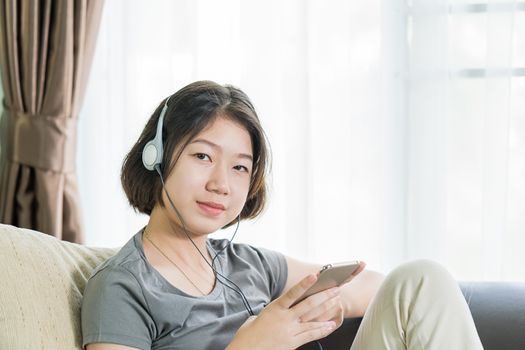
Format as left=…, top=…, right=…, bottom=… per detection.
left=1, top=224, right=524, bottom=349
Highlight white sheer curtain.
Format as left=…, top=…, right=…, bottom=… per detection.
left=78, top=0, right=525, bottom=280
left=406, top=0, right=525, bottom=280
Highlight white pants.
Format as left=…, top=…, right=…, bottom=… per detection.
left=350, top=260, right=484, bottom=350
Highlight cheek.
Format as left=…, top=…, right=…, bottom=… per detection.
left=171, top=166, right=206, bottom=188
left=163, top=172, right=202, bottom=203
left=231, top=179, right=251, bottom=206
left=232, top=174, right=251, bottom=193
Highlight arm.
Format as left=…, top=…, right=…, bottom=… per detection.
left=339, top=265, right=385, bottom=317
left=283, top=256, right=385, bottom=318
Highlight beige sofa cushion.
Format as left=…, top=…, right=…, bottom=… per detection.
left=0, top=224, right=117, bottom=350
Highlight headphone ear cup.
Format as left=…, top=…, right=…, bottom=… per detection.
left=142, top=141, right=161, bottom=171
left=142, top=140, right=158, bottom=170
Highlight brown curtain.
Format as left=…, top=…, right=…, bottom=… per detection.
left=0, top=0, right=104, bottom=242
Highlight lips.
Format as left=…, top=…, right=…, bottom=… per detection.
left=198, top=201, right=225, bottom=210
left=197, top=201, right=225, bottom=216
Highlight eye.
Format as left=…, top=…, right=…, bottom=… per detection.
left=234, top=165, right=250, bottom=173
left=194, top=153, right=211, bottom=161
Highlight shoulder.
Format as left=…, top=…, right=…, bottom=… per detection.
left=84, top=232, right=150, bottom=307
left=82, top=258, right=147, bottom=310
left=81, top=231, right=157, bottom=349
left=209, top=239, right=288, bottom=299
left=209, top=239, right=285, bottom=267
left=89, top=232, right=145, bottom=280
left=81, top=234, right=154, bottom=331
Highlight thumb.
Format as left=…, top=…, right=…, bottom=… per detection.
left=276, top=274, right=318, bottom=309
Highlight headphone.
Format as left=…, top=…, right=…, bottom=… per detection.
left=142, top=96, right=170, bottom=171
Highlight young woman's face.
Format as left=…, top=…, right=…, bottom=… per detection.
left=162, top=116, right=253, bottom=236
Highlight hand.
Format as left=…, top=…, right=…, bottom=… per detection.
left=226, top=274, right=342, bottom=350
left=297, top=262, right=366, bottom=328
left=295, top=282, right=345, bottom=330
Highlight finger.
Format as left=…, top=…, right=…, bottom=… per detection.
left=292, top=321, right=336, bottom=347
left=352, top=261, right=366, bottom=276
left=295, top=320, right=336, bottom=335
left=276, top=274, right=318, bottom=309
left=307, top=304, right=345, bottom=329
left=335, top=261, right=367, bottom=289
left=299, top=295, right=342, bottom=323
left=291, top=286, right=340, bottom=317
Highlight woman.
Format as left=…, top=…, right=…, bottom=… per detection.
left=81, top=81, right=483, bottom=349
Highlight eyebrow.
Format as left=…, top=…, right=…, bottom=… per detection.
left=190, top=138, right=253, bottom=162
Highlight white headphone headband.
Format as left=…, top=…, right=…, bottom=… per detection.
left=142, top=96, right=171, bottom=171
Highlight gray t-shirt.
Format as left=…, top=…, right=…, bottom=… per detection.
left=81, top=229, right=288, bottom=350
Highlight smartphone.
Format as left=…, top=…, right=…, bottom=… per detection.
left=291, top=260, right=362, bottom=307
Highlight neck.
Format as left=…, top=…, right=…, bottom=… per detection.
left=146, top=206, right=211, bottom=266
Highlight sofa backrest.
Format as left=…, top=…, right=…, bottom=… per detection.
left=0, top=224, right=117, bottom=350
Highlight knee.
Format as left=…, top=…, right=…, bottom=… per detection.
left=384, top=259, right=457, bottom=290
left=393, top=259, right=450, bottom=277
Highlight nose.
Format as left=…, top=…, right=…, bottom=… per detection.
left=206, top=164, right=230, bottom=195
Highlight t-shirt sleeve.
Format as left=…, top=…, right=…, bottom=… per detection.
left=81, top=265, right=155, bottom=350
left=253, top=247, right=288, bottom=300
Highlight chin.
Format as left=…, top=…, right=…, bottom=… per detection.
left=187, top=220, right=229, bottom=236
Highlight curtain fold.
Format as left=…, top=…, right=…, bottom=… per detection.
left=0, top=0, right=104, bottom=242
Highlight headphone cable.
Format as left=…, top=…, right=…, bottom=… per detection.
left=155, top=165, right=254, bottom=316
